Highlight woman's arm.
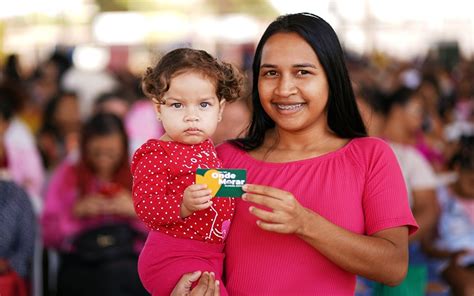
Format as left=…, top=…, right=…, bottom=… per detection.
left=243, top=184, right=410, bottom=286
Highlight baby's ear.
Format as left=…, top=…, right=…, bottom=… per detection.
left=218, top=99, right=226, bottom=122
left=153, top=102, right=162, bottom=120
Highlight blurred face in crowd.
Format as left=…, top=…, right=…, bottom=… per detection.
left=457, top=168, right=474, bottom=198
left=399, top=94, right=424, bottom=134
left=86, top=133, right=125, bottom=179
left=55, top=94, right=81, bottom=135
left=94, top=97, right=130, bottom=119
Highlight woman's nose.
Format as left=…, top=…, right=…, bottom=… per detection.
left=275, top=75, right=297, bottom=97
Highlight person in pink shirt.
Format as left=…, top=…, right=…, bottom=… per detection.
left=41, top=113, right=148, bottom=296
left=0, top=86, right=45, bottom=213
left=173, top=13, right=418, bottom=296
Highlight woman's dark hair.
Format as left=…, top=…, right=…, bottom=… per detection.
left=0, top=85, right=24, bottom=120
left=142, top=48, right=243, bottom=104
left=78, top=113, right=131, bottom=194
left=0, top=88, right=16, bottom=122
left=233, top=12, right=367, bottom=150
left=450, top=135, right=474, bottom=171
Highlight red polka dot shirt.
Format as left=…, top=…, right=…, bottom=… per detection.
left=131, top=139, right=235, bottom=243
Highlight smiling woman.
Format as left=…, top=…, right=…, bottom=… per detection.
left=258, top=32, right=330, bottom=136
left=171, top=12, right=419, bottom=296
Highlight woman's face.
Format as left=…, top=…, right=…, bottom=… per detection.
left=258, top=32, right=330, bottom=134
left=86, top=133, right=124, bottom=177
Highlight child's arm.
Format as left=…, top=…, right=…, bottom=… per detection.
left=181, top=184, right=213, bottom=218
left=131, top=142, right=186, bottom=229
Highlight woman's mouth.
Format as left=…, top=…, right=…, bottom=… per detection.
left=274, top=103, right=304, bottom=112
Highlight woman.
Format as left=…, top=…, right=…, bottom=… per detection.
left=41, top=113, right=147, bottom=296
left=174, top=12, right=418, bottom=295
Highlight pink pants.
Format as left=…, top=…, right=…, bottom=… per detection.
left=138, top=231, right=227, bottom=296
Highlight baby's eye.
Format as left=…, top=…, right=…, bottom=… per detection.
left=200, top=102, right=211, bottom=108
left=171, top=103, right=182, bottom=108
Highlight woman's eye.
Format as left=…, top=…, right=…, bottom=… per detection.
left=263, top=70, right=277, bottom=77
left=200, top=102, right=211, bottom=108
left=297, top=70, right=310, bottom=75
left=171, top=103, right=182, bottom=108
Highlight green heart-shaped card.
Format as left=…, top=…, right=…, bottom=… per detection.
left=196, top=168, right=246, bottom=198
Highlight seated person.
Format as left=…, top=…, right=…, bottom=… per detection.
left=41, top=113, right=147, bottom=296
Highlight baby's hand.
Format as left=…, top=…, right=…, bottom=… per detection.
left=180, top=184, right=213, bottom=218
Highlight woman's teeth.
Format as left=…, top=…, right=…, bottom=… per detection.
left=276, top=104, right=302, bottom=110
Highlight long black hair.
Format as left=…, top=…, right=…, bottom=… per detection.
left=234, top=12, right=367, bottom=151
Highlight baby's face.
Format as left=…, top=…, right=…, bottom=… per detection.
left=156, top=71, right=225, bottom=145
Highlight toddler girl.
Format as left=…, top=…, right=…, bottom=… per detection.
left=131, top=48, right=243, bottom=296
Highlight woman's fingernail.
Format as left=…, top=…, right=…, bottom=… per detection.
left=242, top=184, right=248, bottom=191
left=249, top=206, right=254, bottom=212
left=242, top=193, right=247, bottom=200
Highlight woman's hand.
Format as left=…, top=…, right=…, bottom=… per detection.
left=171, top=271, right=220, bottom=296
left=73, top=194, right=108, bottom=218
left=104, top=190, right=136, bottom=217
left=242, top=184, right=310, bottom=234
left=181, top=184, right=213, bottom=218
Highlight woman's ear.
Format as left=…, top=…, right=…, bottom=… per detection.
left=218, top=99, right=226, bottom=122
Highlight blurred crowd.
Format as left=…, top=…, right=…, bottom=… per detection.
left=0, top=43, right=473, bottom=295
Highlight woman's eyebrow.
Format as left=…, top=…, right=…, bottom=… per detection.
left=293, top=63, right=317, bottom=68
left=260, top=63, right=276, bottom=68
left=260, top=63, right=317, bottom=68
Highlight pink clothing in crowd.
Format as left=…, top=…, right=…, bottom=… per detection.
left=41, top=159, right=146, bottom=252
left=125, top=100, right=165, bottom=156
left=217, top=137, right=418, bottom=295
left=4, top=118, right=45, bottom=213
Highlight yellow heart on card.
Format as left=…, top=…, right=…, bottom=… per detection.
left=196, top=169, right=222, bottom=197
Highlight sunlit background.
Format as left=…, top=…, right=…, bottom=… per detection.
left=1, top=2, right=474, bottom=296
left=1, top=0, right=473, bottom=73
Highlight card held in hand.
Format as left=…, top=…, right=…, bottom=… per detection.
left=196, top=168, right=246, bottom=198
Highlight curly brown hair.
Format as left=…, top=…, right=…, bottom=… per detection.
left=142, top=48, right=243, bottom=104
